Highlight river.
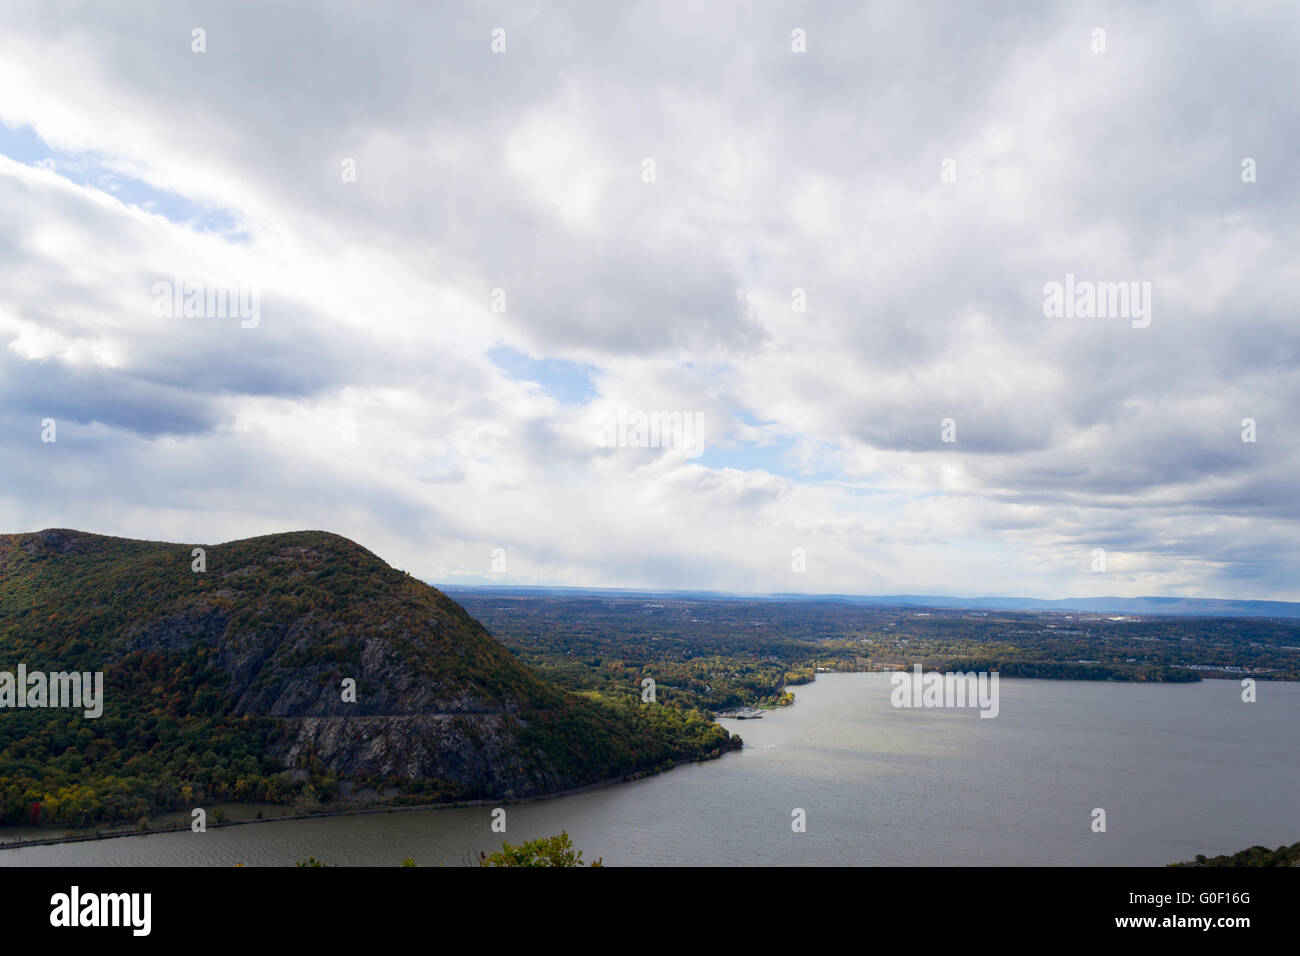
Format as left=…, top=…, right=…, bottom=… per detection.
left=2, top=674, right=1295, bottom=866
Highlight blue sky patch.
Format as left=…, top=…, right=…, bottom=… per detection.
left=0, top=121, right=242, bottom=235
left=696, top=436, right=837, bottom=481
left=488, top=346, right=598, bottom=405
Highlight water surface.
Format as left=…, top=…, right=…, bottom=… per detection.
left=2, top=675, right=1295, bottom=866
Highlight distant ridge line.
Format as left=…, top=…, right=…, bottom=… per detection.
left=438, top=585, right=1300, bottom=620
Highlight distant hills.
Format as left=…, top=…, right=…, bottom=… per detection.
left=0, top=529, right=732, bottom=827
left=774, top=593, right=1300, bottom=619
left=443, top=586, right=1300, bottom=620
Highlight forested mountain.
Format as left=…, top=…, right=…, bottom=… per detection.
left=0, top=529, right=734, bottom=827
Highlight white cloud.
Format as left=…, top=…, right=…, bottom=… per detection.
left=1, top=1, right=1297, bottom=600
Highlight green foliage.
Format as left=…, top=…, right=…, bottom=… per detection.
left=479, top=830, right=602, bottom=867
left=1172, top=840, right=1300, bottom=867
left=516, top=694, right=735, bottom=784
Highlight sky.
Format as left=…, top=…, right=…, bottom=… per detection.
left=0, top=1, right=1297, bottom=600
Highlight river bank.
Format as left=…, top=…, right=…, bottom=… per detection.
left=0, top=749, right=740, bottom=851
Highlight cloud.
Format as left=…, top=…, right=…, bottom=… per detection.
left=0, top=1, right=1297, bottom=600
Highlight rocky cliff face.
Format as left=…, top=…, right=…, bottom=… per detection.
left=270, top=714, right=565, bottom=798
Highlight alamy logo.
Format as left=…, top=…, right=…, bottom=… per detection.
left=889, top=664, right=999, bottom=718
left=0, top=665, right=103, bottom=718
left=1042, top=273, right=1151, bottom=328
left=596, top=406, right=705, bottom=458
left=50, top=886, right=151, bottom=936
left=151, top=276, right=260, bottom=328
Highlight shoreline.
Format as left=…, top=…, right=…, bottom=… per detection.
left=0, top=748, right=745, bottom=853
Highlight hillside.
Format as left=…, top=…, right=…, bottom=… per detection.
left=0, top=529, right=736, bottom=827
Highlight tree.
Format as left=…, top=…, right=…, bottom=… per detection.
left=479, top=831, right=603, bottom=867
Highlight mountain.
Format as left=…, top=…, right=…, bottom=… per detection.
left=0, top=529, right=734, bottom=827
